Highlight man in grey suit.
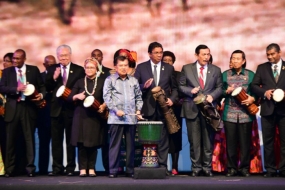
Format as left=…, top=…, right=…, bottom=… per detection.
left=179, top=44, right=222, bottom=177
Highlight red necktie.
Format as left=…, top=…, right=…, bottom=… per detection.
left=199, top=66, right=204, bottom=89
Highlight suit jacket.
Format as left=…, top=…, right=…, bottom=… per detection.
left=251, top=60, right=285, bottom=116
left=134, top=60, right=178, bottom=117
left=0, top=65, right=46, bottom=122
left=179, top=62, right=222, bottom=119
left=45, top=63, right=85, bottom=117
left=100, top=65, right=111, bottom=80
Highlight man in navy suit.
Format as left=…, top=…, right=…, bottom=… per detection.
left=251, top=43, right=285, bottom=177
left=45, top=45, right=85, bottom=176
left=0, top=49, right=46, bottom=177
left=36, top=55, right=56, bottom=174
left=134, top=42, right=178, bottom=175
left=179, top=44, right=222, bottom=177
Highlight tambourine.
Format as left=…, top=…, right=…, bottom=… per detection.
left=273, top=88, right=285, bottom=102
left=83, top=96, right=108, bottom=119
left=56, top=85, right=71, bottom=101
left=23, top=84, right=46, bottom=108
left=231, top=87, right=259, bottom=115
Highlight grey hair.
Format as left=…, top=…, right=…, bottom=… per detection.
left=56, top=44, right=72, bottom=54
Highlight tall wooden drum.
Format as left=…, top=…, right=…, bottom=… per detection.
left=137, top=121, right=163, bottom=168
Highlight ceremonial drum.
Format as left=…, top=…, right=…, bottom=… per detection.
left=56, top=85, right=71, bottom=101
left=193, top=93, right=222, bottom=131
left=273, top=89, right=285, bottom=102
left=0, top=94, right=6, bottom=116
left=231, top=87, right=259, bottom=115
left=23, top=84, right=46, bottom=108
left=137, top=121, right=163, bottom=168
left=83, top=96, right=108, bottom=119
left=151, top=86, right=181, bottom=134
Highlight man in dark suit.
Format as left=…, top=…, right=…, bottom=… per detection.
left=179, top=44, right=222, bottom=177
left=36, top=55, right=56, bottom=175
left=251, top=43, right=285, bottom=177
left=91, top=49, right=111, bottom=173
left=45, top=45, right=85, bottom=176
left=0, top=49, right=46, bottom=177
left=134, top=42, right=178, bottom=175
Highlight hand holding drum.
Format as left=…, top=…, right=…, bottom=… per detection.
left=23, top=84, right=46, bottom=108
left=231, top=87, right=259, bottom=115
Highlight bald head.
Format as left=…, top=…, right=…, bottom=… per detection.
left=43, top=55, right=56, bottom=70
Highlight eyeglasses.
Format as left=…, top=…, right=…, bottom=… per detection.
left=85, top=67, right=96, bottom=70
left=152, top=52, right=163, bottom=55
left=4, top=59, right=12, bottom=62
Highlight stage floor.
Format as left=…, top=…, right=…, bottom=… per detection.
left=1, top=173, right=285, bottom=190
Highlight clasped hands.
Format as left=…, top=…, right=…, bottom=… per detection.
left=17, top=82, right=42, bottom=101
left=191, top=86, right=213, bottom=103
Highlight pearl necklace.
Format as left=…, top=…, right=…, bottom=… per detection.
left=84, top=75, right=98, bottom=96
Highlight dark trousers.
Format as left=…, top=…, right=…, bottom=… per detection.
left=185, top=112, right=215, bottom=172
left=50, top=110, right=75, bottom=173
left=101, top=122, right=109, bottom=172
left=261, top=113, right=285, bottom=173
left=109, top=124, right=135, bottom=174
left=78, top=143, right=98, bottom=170
left=5, top=102, right=36, bottom=174
left=224, top=121, right=252, bottom=172
left=144, top=112, right=169, bottom=168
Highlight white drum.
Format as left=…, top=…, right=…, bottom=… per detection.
left=231, top=86, right=242, bottom=97
left=273, top=89, right=285, bottom=102
left=56, top=85, right=66, bottom=97
left=83, top=96, right=95, bottom=108
left=23, top=84, right=35, bottom=96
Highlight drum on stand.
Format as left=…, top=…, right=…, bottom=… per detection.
left=231, top=87, right=259, bottom=115
left=273, top=89, right=285, bottom=102
left=56, top=85, right=71, bottom=101
left=137, top=121, right=163, bottom=168
left=23, top=84, right=46, bottom=108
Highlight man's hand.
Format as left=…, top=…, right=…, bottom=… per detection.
left=264, top=89, right=274, bottom=100
left=166, top=98, right=173, bottom=106
left=53, top=67, right=61, bottom=81
left=206, top=95, right=213, bottom=103
left=191, top=86, right=200, bottom=94
left=17, top=83, right=26, bottom=92
left=143, top=78, right=154, bottom=89
left=226, top=84, right=235, bottom=94
left=136, top=111, right=144, bottom=120
left=241, top=94, right=255, bottom=105
left=98, top=103, right=106, bottom=113
left=116, top=110, right=125, bottom=117
left=31, top=93, right=42, bottom=102
left=73, top=91, right=85, bottom=101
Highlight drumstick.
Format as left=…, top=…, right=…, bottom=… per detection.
left=124, top=113, right=144, bottom=116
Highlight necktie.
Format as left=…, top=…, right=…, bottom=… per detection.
left=18, top=69, right=25, bottom=100
left=199, top=66, right=204, bottom=89
left=62, top=66, right=67, bottom=85
left=153, top=65, right=157, bottom=86
left=273, top=64, right=279, bottom=82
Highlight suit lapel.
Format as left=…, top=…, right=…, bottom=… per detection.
left=204, top=64, right=214, bottom=89
left=265, top=62, right=276, bottom=83
left=191, top=63, right=200, bottom=87
left=277, top=60, right=285, bottom=84
left=11, top=67, right=17, bottom=86
left=66, top=63, right=74, bottom=87
left=157, top=62, right=166, bottom=86
left=26, top=65, right=31, bottom=84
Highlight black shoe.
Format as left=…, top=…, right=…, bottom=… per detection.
left=279, top=171, right=285, bottom=177
left=48, top=172, right=60, bottom=176
left=125, top=173, right=134, bottom=178
left=191, top=170, right=201, bottom=177
left=109, top=173, right=118, bottom=178
left=240, top=171, right=250, bottom=177
left=165, top=170, right=171, bottom=176
left=89, top=173, right=97, bottom=177
left=264, top=172, right=276, bottom=177
left=204, top=170, right=213, bottom=177
left=226, top=169, right=237, bottom=177
left=67, top=172, right=74, bottom=176
left=27, top=173, right=35, bottom=177
left=4, top=173, right=14, bottom=178
left=79, top=173, right=87, bottom=177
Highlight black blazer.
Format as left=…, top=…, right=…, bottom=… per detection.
left=0, top=65, right=46, bottom=122
left=251, top=60, right=285, bottom=116
left=45, top=63, right=85, bottom=117
left=134, top=60, right=178, bottom=117
left=179, top=62, right=223, bottom=119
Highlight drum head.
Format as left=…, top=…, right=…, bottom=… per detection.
left=193, top=94, right=206, bottom=104
left=273, top=89, right=284, bottom=102
left=231, top=87, right=242, bottom=96
left=83, top=96, right=95, bottom=107
left=23, top=84, right=35, bottom=96
left=56, top=85, right=66, bottom=97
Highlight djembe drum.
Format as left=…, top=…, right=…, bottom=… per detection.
left=273, top=89, right=285, bottom=102
left=137, top=121, right=163, bottom=168
left=231, top=87, right=259, bottom=115
left=23, top=84, right=46, bottom=108
left=83, top=96, right=109, bottom=119
left=193, top=93, right=222, bottom=131
left=56, top=85, right=71, bottom=101
left=151, top=86, right=181, bottom=134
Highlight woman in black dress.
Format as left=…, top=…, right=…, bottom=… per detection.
left=69, top=57, right=107, bottom=177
